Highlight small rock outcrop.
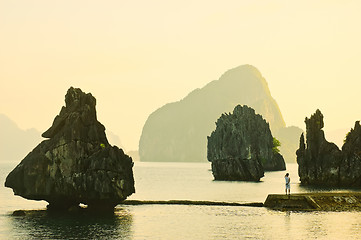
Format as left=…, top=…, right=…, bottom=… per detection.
left=5, top=87, right=135, bottom=211
left=297, top=109, right=361, bottom=187
left=207, top=105, right=286, bottom=181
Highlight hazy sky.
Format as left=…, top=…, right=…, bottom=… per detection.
left=1, top=1, right=360, bottom=151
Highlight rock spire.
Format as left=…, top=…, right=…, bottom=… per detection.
left=5, top=87, right=135, bottom=211
left=297, top=109, right=361, bottom=187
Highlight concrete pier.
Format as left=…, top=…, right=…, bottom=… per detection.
left=264, top=192, right=361, bottom=211
left=121, top=192, right=361, bottom=211
left=122, top=199, right=263, bottom=207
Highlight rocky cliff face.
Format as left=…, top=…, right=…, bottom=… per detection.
left=5, top=87, right=135, bottom=211
left=341, top=121, right=361, bottom=186
left=140, top=65, right=299, bottom=162
left=207, top=105, right=285, bottom=181
left=297, top=109, right=361, bottom=187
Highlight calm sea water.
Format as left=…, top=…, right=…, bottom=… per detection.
left=1, top=161, right=361, bottom=239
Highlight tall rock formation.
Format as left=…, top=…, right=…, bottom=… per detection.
left=140, top=65, right=298, bottom=162
left=207, top=105, right=285, bottom=181
left=297, top=109, right=361, bottom=187
left=5, top=87, right=135, bottom=211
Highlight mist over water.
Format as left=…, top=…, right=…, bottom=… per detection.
left=2, top=161, right=361, bottom=239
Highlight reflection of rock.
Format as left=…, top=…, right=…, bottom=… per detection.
left=9, top=208, right=133, bottom=239
left=297, top=109, right=361, bottom=187
left=5, top=87, right=135, bottom=211
left=207, top=105, right=285, bottom=181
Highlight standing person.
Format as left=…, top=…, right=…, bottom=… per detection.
left=285, top=173, right=290, bottom=195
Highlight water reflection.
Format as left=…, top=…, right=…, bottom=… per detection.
left=283, top=211, right=291, bottom=232
left=7, top=207, right=133, bottom=239
left=304, top=213, right=327, bottom=238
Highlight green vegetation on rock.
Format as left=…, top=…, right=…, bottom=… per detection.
left=272, top=137, right=281, bottom=154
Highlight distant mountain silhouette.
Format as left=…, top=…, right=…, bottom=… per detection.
left=105, top=130, right=123, bottom=149
left=0, top=114, right=42, bottom=161
left=0, top=114, right=124, bottom=162
left=276, top=126, right=304, bottom=163
left=139, top=65, right=301, bottom=163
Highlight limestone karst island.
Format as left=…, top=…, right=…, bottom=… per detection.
left=5, top=87, right=135, bottom=212
left=2, top=1, right=361, bottom=238
left=139, top=65, right=302, bottom=164
left=207, top=105, right=285, bottom=181
left=5, top=66, right=361, bottom=214
left=266, top=109, right=361, bottom=211
left=297, top=109, right=361, bottom=187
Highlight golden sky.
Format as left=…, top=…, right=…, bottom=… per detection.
left=1, top=0, right=360, bottom=150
